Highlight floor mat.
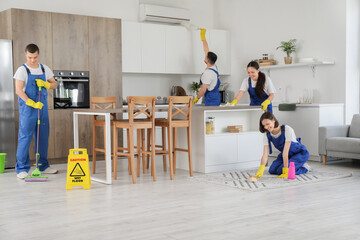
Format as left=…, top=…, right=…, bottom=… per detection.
left=190, top=168, right=352, bottom=191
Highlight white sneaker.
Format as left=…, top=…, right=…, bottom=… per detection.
left=17, top=172, right=28, bottom=179
left=303, top=162, right=312, bottom=172
left=42, top=167, right=58, bottom=174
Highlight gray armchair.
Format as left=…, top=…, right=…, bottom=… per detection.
left=319, top=114, right=360, bottom=164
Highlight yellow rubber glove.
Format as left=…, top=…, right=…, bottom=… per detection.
left=26, top=99, right=43, bottom=109
left=278, top=167, right=289, bottom=178
left=261, top=99, right=271, bottom=111
left=36, top=79, right=50, bottom=89
left=230, top=99, right=238, bottom=106
left=192, top=96, right=199, bottom=105
left=200, top=28, right=206, bottom=41
left=255, top=165, right=266, bottom=178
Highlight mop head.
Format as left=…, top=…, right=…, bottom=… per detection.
left=24, top=168, right=48, bottom=182
left=180, top=22, right=200, bottom=30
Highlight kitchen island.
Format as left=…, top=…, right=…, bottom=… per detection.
left=176, top=104, right=263, bottom=173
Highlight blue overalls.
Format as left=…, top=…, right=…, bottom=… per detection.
left=200, top=68, right=221, bottom=106
left=248, top=77, right=273, bottom=113
left=267, top=125, right=309, bottom=175
left=16, top=64, right=50, bottom=174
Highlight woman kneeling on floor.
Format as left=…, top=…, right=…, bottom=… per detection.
left=255, top=112, right=311, bottom=178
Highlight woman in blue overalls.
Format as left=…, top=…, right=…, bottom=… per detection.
left=14, top=44, right=58, bottom=179
left=192, top=28, right=221, bottom=106
left=230, top=61, right=275, bottom=112
left=255, top=112, right=310, bottom=178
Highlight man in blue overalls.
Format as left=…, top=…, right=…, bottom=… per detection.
left=14, top=44, right=58, bottom=179
left=192, top=28, right=221, bottom=106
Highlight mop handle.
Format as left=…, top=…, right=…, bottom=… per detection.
left=35, top=86, right=41, bottom=168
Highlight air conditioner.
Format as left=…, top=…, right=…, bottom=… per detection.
left=139, top=4, right=190, bottom=24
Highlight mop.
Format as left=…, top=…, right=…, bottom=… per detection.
left=25, top=84, right=48, bottom=182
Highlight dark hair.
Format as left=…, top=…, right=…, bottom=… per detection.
left=207, top=52, right=217, bottom=65
left=259, top=111, right=279, bottom=133
left=25, top=44, right=39, bottom=54
left=247, top=61, right=266, bottom=99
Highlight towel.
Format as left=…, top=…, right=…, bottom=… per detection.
left=278, top=103, right=296, bottom=111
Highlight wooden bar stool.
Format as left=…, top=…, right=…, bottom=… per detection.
left=112, top=96, right=157, bottom=183
left=147, top=96, right=193, bottom=179
left=90, top=96, right=117, bottom=175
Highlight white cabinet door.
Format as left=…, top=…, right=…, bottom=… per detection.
left=192, top=29, right=231, bottom=75
left=237, top=132, right=263, bottom=163
left=208, top=29, right=231, bottom=75
left=141, top=23, right=166, bottom=73
left=165, top=26, right=194, bottom=74
left=206, top=134, right=238, bottom=166
left=122, top=22, right=142, bottom=73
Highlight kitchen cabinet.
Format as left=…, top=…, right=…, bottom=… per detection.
left=177, top=105, right=263, bottom=173
left=122, top=21, right=231, bottom=75
left=141, top=23, right=166, bottom=73
left=54, top=109, right=92, bottom=158
left=165, top=25, right=193, bottom=74
left=2, top=9, right=53, bottom=111
left=89, top=16, right=122, bottom=98
left=52, top=13, right=89, bottom=70
left=122, top=21, right=141, bottom=72
left=272, top=103, right=344, bottom=161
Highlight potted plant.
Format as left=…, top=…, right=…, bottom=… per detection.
left=276, top=39, right=296, bottom=64
left=190, top=81, right=201, bottom=95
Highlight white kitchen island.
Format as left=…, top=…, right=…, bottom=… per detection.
left=176, top=104, right=263, bottom=173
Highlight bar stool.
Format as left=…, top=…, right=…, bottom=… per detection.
left=112, top=96, right=157, bottom=183
left=147, top=96, right=193, bottom=179
left=90, top=96, right=117, bottom=175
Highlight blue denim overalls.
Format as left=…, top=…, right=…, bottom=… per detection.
left=200, top=68, right=221, bottom=106
left=16, top=64, right=50, bottom=173
left=248, top=77, right=273, bottom=113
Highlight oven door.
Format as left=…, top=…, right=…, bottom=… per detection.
left=54, top=80, right=89, bottom=108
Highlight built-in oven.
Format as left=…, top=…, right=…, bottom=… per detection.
left=53, top=70, right=90, bottom=109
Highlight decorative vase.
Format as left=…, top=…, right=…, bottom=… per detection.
left=284, top=56, right=292, bottom=64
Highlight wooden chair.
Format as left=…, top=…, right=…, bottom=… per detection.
left=91, top=96, right=117, bottom=175
left=147, top=96, right=193, bottom=179
left=112, top=96, right=157, bottom=183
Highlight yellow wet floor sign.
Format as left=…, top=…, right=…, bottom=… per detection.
left=66, top=149, right=91, bottom=190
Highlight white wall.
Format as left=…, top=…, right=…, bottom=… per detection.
left=214, top=0, right=347, bottom=106
left=346, top=0, right=360, bottom=123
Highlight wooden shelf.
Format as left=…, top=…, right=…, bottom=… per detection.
left=260, top=61, right=335, bottom=77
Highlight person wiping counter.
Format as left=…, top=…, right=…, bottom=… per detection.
left=230, top=61, right=275, bottom=112
left=192, top=28, right=221, bottom=106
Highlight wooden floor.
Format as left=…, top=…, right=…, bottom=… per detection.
left=1, top=158, right=360, bottom=240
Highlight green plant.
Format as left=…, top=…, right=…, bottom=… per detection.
left=276, top=39, right=296, bottom=57
left=190, top=81, right=201, bottom=92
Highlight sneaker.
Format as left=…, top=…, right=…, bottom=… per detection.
left=42, top=167, right=58, bottom=174
left=17, top=172, right=28, bottom=179
left=303, top=162, right=312, bottom=172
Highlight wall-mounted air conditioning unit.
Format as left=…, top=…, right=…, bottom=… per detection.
left=139, top=4, right=190, bottom=24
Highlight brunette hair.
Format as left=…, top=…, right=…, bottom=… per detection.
left=259, top=111, right=279, bottom=133
left=247, top=61, right=266, bottom=99
left=25, top=44, right=39, bottom=54
left=207, top=51, right=217, bottom=65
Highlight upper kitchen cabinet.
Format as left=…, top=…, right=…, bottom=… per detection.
left=89, top=16, right=122, bottom=98
left=122, top=21, right=231, bottom=75
left=141, top=23, right=166, bottom=73
left=165, top=25, right=194, bottom=74
left=52, top=13, right=89, bottom=70
left=122, top=21, right=141, bottom=73
left=3, top=9, right=53, bottom=111
left=192, top=29, right=231, bottom=75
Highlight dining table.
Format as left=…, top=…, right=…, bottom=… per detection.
left=72, top=106, right=170, bottom=185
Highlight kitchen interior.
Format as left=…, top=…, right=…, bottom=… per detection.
left=0, top=0, right=360, bottom=238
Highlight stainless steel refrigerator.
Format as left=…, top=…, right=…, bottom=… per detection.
left=0, top=39, right=16, bottom=168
